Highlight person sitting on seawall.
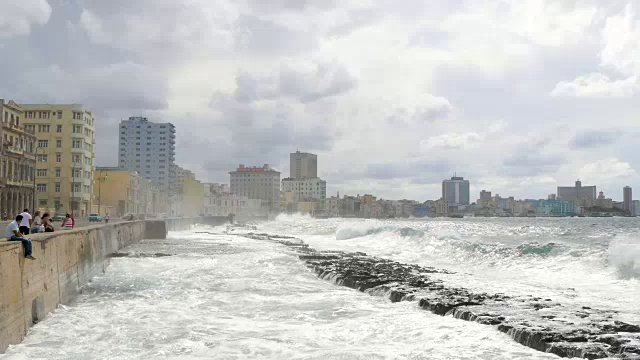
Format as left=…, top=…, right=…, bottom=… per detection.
left=42, top=213, right=55, bottom=232
left=7, top=215, right=36, bottom=260
left=61, top=213, right=74, bottom=230
left=31, top=211, right=43, bottom=233
left=18, top=208, right=32, bottom=235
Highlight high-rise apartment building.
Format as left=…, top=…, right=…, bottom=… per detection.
left=557, top=180, right=596, bottom=207
left=442, top=176, right=470, bottom=205
left=22, top=104, right=95, bottom=216
left=290, top=151, right=317, bottom=179
left=230, top=164, right=280, bottom=211
left=118, top=117, right=176, bottom=192
left=478, top=190, right=492, bottom=208
left=0, top=100, right=36, bottom=216
left=623, top=186, right=632, bottom=213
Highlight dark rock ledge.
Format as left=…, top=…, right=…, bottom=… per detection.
left=242, top=233, right=640, bottom=359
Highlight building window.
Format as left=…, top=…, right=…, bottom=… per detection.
left=37, top=184, right=47, bottom=192
left=56, top=153, right=61, bottom=163
left=37, top=154, right=48, bottom=162
left=71, top=183, right=81, bottom=192
left=37, top=140, right=48, bottom=148
left=73, top=154, right=81, bottom=163
left=55, top=183, right=60, bottom=192
left=57, top=111, right=62, bottom=119
left=73, top=112, right=82, bottom=120
left=72, top=140, right=82, bottom=148
left=36, top=169, right=47, bottom=177
left=55, top=167, right=61, bottom=177
left=38, top=125, right=50, bottom=132
left=56, top=125, right=63, bottom=133
left=39, top=199, right=48, bottom=206
left=73, top=125, right=82, bottom=133
left=56, top=139, right=62, bottom=148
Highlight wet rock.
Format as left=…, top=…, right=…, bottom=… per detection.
left=240, top=232, right=640, bottom=359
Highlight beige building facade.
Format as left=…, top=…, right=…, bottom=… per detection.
left=0, top=100, right=36, bottom=218
left=22, top=104, right=96, bottom=217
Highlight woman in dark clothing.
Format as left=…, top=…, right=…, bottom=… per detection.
left=42, top=213, right=55, bottom=232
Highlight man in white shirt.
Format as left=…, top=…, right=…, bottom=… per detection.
left=18, top=209, right=32, bottom=235
left=7, top=215, right=35, bottom=260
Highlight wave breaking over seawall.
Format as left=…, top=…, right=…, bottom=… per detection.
left=241, top=232, right=640, bottom=359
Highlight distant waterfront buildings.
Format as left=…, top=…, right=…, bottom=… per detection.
left=118, top=117, right=176, bottom=193
left=478, top=190, right=492, bottom=208
left=22, top=103, right=95, bottom=216
left=632, top=200, right=640, bottom=217
left=281, top=177, right=327, bottom=202
left=535, top=200, right=576, bottom=217
left=290, top=151, right=317, bottom=179
left=595, top=191, right=613, bottom=208
left=442, top=176, right=470, bottom=206
left=230, top=164, right=280, bottom=211
left=623, top=186, right=632, bottom=213
left=557, top=180, right=596, bottom=207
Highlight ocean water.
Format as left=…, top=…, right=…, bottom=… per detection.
left=2, top=216, right=639, bottom=359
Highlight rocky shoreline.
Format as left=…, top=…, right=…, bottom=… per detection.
left=242, top=232, right=640, bottom=359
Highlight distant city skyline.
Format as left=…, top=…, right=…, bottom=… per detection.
left=2, top=2, right=640, bottom=201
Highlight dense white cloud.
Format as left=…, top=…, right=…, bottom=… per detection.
left=551, top=73, right=638, bottom=98
left=0, top=0, right=51, bottom=38
left=551, top=3, right=640, bottom=98
left=1, top=0, right=640, bottom=200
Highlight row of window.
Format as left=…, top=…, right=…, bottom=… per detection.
left=37, top=183, right=91, bottom=193
left=35, top=153, right=93, bottom=165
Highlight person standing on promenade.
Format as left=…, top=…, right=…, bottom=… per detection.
left=61, top=214, right=74, bottom=230
left=31, top=211, right=43, bottom=233
left=105, top=213, right=110, bottom=223
left=18, top=209, right=32, bottom=235
left=7, top=215, right=36, bottom=260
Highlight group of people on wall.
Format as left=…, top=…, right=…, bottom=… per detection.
left=5, top=209, right=76, bottom=260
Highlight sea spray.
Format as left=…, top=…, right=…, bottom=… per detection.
left=608, top=237, right=640, bottom=279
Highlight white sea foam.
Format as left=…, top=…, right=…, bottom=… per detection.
left=1, top=230, right=558, bottom=360
left=608, top=237, right=640, bottom=279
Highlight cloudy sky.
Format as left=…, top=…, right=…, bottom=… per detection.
left=2, top=0, right=640, bottom=201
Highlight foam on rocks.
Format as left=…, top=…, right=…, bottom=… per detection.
left=242, top=232, right=640, bottom=359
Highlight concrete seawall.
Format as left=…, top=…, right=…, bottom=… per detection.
left=0, top=217, right=198, bottom=353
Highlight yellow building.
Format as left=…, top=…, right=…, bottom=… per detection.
left=0, top=100, right=36, bottom=217
left=181, top=176, right=204, bottom=217
left=297, top=201, right=317, bottom=216
left=22, top=104, right=96, bottom=217
left=92, top=167, right=139, bottom=217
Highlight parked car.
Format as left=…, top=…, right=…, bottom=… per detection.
left=52, top=213, right=66, bottom=222
left=88, top=213, right=103, bottom=222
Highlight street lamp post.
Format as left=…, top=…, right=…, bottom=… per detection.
left=32, top=146, right=45, bottom=212
left=98, top=170, right=107, bottom=216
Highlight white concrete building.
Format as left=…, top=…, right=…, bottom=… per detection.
left=229, top=164, right=280, bottom=211
left=118, top=117, right=176, bottom=193
left=281, top=177, right=326, bottom=202
left=204, top=183, right=268, bottom=217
